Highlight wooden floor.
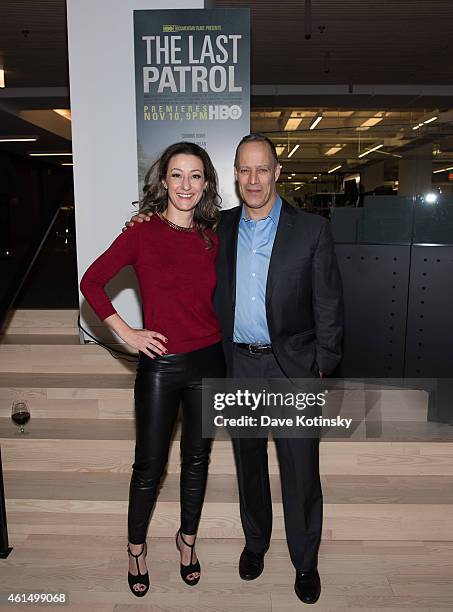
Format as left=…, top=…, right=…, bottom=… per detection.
left=1, top=537, right=453, bottom=611
left=1, top=310, right=453, bottom=611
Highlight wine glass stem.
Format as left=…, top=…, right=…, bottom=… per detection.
left=20, top=425, right=24, bottom=434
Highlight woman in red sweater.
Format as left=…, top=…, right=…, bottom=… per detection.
left=80, top=142, right=225, bottom=596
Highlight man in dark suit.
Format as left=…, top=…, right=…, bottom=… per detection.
left=213, top=133, right=343, bottom=604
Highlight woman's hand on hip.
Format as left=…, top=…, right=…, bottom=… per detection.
left=123, top=328, right=168, bottom=358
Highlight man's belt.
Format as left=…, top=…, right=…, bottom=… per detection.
left=235, top=343, right=273, bottom=354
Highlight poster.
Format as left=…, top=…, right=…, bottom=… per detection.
left=134, top=8, right=250, bottom=209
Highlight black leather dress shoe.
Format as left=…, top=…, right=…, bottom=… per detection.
left=239, top=548, right=265, bottom=580
left=294, top=569, right=321, bottom=604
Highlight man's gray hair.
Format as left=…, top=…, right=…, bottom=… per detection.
left=234, top=133, right=279, bottom=168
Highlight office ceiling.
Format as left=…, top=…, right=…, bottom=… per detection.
left=0, top=0, right=453, bottom=181
left=1, top=0, right=453, bottom=87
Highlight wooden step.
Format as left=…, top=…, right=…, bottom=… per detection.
left=0, top=373, right=135, bottom=418
left=0, top=333, right=81, bottom=345
left=0, top=372, right=135, bottom=389
left=3, top=537, right=453, bottom=611
left=6, top=471, right=453, bottom=505
left=0, top=372, right=432, bottom=427
left=1, top=418, right=136, bottom=438
left=2, top=438, right=453, bottom=476
left=5, top=420, right=448, bottom=444
left=0, top=345, right=136, bottom=374
left=0, top=398, right=134, bottom=420
left=4, top=472, right=453, bottom=541
left=2, top=417, right=452, bottom=446
left=5, top=492, right=453, bottom=541
left=2, top=309, right=80, bottom=335
left=0, top=391, right=431, bottom=423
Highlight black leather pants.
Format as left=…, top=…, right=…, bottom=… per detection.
left=128, top=341, right=225, bottom=544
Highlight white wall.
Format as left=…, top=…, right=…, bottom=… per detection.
left=67, top=0, right=203, bottom=342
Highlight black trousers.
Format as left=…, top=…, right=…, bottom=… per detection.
left=128, top=341, right=225, bottom=544
left=231, top=345, right=323, bottom=572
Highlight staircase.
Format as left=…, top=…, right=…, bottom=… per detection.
left=2, top=309, right=453, bottom=543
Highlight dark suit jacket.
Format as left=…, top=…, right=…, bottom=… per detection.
left=213, top=199, right=343, bottom=378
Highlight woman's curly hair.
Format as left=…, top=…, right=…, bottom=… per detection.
left=139, top=141, right=222, bottom=249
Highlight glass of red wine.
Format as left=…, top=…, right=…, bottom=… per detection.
left=11, top=401, right=31, bottom=434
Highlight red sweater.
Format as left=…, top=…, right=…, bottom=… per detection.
left=80, top=215, right=221, bottom=354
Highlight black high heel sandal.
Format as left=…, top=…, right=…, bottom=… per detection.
left=176, top=529, right=201, bottom=586
left=127, top=542, right=149, bottom=597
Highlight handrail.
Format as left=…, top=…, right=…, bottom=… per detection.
left=0, top=206, right=69, bottom=556
left=0, top=205, right=67, bottom=331
left=0, top=447, right=12, bottom=558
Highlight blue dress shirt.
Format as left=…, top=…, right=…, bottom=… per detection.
left=233, top=196, right=282, bottom=344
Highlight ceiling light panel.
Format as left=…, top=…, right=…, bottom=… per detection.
left=358, top=144, right=384, bottom=158
left=53, top=109, right=72, bottom=121
left=325, top=144, right=344, bottom=156
left=356, top=113, right=386, bottom=131
left=250, top=111, right=282, bottom=118
left=309, top=114, right=323, bottom=130
left=29, top=152, right=72, bottom=157
left=287, top=144, right=300, bottom=158
left=0, top=137, right=38, bottom=142
left=284, top=117, right=303, bottom=131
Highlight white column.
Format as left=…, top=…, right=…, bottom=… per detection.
left=67, top=0, right=203, bottom=342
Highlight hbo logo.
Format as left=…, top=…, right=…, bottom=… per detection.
left=208, top=105, right=242, bottom=120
